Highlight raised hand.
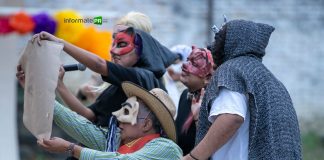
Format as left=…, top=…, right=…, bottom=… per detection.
left=31, top=31, right=62, bottom=46
left=56, top=65, right=66, bottom=89
left=16, top=65, right=25, bottom=88
left=191, top=88, right=205, bottom=121
left=37, top=137, right=71, bottom=153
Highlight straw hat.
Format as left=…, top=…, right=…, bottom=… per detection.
left=121, top=81, right=177, bottom=143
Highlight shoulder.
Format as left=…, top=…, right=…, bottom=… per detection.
left=132, top=67, right=155, bottom=77
left=144, top=138, right=183, bottom=156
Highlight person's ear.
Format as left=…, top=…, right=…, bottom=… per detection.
left=142, top=119, right=153, bottom=133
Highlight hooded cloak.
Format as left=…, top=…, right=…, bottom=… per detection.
left=196, top=20, right=301, bottom=159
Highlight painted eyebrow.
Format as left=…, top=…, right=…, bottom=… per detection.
left=121, top=102, right=132, bottom=108
left=115, top=37, right=123, bottom=40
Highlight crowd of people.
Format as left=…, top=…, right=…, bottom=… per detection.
left=16, top=11, right=302, bottom=160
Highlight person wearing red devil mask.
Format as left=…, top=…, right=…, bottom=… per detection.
left=18, top=25, right=177, bottom=129
left=175, top=46, right=214, bottom=155
left=109, top=29, right=138, bottom=67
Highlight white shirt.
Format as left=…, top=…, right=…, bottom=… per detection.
left=208, top=87, right=249, bottom=160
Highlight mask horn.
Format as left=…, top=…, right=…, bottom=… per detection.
left=212, top=25, right=219, bottom=34
left=223, top=14, right=227, bottom=23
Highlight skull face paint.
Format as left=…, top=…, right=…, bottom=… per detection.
left=182, top=46, right=214, bottom=78
left=112, top=96, right=139, bottom=125
left=110, top=31, right=135, bottom=56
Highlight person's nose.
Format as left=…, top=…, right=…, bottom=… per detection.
left=182, top=61, right=190, bottom=71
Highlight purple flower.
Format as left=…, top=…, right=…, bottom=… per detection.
left=32, top=12, right=56, bottom=34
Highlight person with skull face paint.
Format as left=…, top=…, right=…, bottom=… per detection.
left=175, top=46, right=214, bottom=155
left=36, top=82, right=182, bottom=159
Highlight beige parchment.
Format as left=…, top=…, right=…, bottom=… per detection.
left=19, top=40, right=63, bottom=140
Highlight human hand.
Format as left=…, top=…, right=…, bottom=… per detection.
left=182, top=154, right=193, bottom=160
left=58, top=65, right=65, bottom=81
left=191, top=88, right=205, bottom=120
left=37, top=137, right=70, bottom=153
left=16, top=65, right=25, bottom=88
left=31, top=31, right=62, bottom=46
left=55, top=66, right=65, bottom=89
left=167, top=68, right=181, bottom=81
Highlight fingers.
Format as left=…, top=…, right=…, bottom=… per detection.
left=31, top=31, right=49, bottom=46
left=191, top=96, right=197, bottom=104
left=16, top=71, right=24, bottom=79
left=37, top=139, right=48, bottom=148
left=43, top=138, right=52, bottom=145
left=59, top=65, right=65, bottom=72
left=37, top=33, right=42, bottom=46
left=31, top=33, right=42, bottom=46
left=16, top=65, right=24, bottom=77
left=31, top=34, right=38, bottom=43
left=16, top=68, right=25, bottom=79
left=17, top=65, right=22, bottom=72
left=198, top=88, right=205, bottom=103
left=50, top=137, right=58, bottom=140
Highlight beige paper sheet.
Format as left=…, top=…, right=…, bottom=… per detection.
left=19, top=40, right=63, bottom=140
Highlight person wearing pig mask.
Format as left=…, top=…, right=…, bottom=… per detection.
left=175, top=46, right=214, bottom=155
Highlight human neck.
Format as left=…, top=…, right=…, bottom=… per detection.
left=122, top=131, right=157, bottom=145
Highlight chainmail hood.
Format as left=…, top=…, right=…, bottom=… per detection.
left=223, top=20, right=274, bottom=61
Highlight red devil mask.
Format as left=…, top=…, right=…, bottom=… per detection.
left=110, top=29, right=135, bottom=55
left=182, top=46, right=214, bottom=78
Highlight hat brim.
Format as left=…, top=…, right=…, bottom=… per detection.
left=121, top=81, right=177, bottom=143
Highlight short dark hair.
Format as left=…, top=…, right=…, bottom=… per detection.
left=138, top=99, right=162, bottom=133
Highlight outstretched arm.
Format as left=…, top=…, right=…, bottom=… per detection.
left=31, top=31, right=108, bottom=76
left=56, top=66, right=95, bottom=121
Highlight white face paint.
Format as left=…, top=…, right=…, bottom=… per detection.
left=112, top=96, right=139, bottom=125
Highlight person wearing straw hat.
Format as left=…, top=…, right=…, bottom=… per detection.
left=37, top=81, right=182, bottom=159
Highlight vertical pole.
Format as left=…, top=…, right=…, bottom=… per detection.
left=207, top=0, right=214, bottom=43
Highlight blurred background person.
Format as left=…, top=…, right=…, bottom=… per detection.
left=163, top=44, right=191, bottom=115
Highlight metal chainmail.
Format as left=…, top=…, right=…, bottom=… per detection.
left=196, top=20, right=302, bottom=159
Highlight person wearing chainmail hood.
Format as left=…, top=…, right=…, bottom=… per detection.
left=183, top=19, right=301, bottom=160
